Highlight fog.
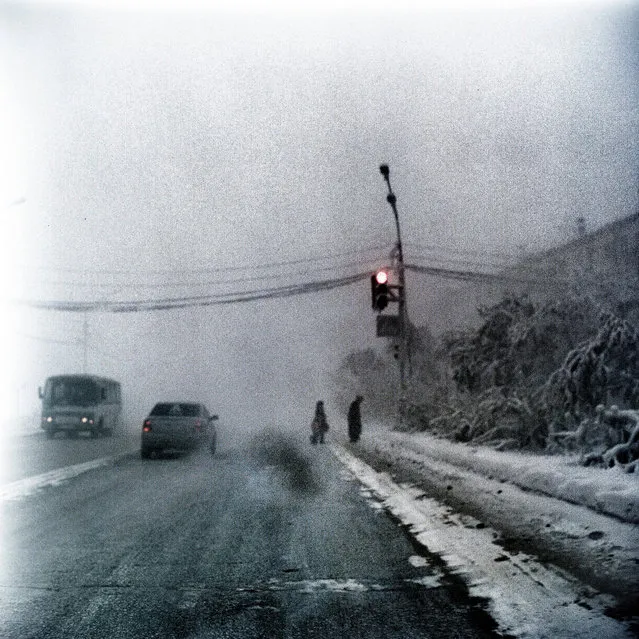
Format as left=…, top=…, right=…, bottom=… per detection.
left=1, top=0, right=637, bottom=434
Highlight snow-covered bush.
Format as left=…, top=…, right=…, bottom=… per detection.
left=410, top=294, right=597, bottom=447
left=581, top=406, right=639, bottom=473
left=540, top=316, right=639, bottom=470
left=443, top=294, right=599, bottom=397
left=335, top=288, right=639, bottom=468
left=542, top=314, right=639, bottom=417
left=401, top=293, right=639, bottom=468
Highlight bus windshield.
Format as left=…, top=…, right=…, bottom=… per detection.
left=45, top=378, right=99, bottom=407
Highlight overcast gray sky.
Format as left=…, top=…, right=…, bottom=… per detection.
left=1, top=0, right=637, bottom=429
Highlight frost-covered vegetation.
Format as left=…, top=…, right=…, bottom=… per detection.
left=336, top=293, right=639, bottom=471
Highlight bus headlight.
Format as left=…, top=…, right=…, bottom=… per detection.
left=81, top=416, right=94, bottom=424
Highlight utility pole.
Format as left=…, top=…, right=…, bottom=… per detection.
left=379, top=164, right=410, bottom=422
left=82, top=312, right=88, bottom=374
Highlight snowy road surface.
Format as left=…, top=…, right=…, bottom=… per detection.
left=338, top=425, right=638, bottom=638
left=334, top=445, right=635, bottom=639
left=0, top=427, right=140, bottom=485
left=1, top=427, right=636, bottom=638
left=0, top=432, right=500, bottom=639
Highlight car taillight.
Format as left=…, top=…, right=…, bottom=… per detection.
left=143, top=419, right=152, bottom=432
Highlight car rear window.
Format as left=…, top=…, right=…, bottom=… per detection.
left=150, top=403, right=201, bottom=417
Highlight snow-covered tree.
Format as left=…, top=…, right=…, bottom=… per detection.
left=407, top=292, right=639, bottom=466
left=542, top=314, right=639, bottom=415
left=443, top=294, right=599, bottom=397
left=335, top=288, right=639, bottom=469
left=541, top=315, right=639, bottom=469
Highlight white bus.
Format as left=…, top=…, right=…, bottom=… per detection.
left=39, top=375, right=122, bottom=439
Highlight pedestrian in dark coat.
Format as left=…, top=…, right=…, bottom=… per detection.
left=347, top=395, right=364, bottom=443
left=310, top=400, right=329, bottom=444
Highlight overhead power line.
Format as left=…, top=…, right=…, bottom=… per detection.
left=403, top=241, right=521, bottom=260
left=14, top=272, right=371, bottom=313
left=17, top=244, right=392, bottom=277
left=32, top=257, right=388, bottom=291
left=18, top=242, right=554, bottom=295
left=14, top=261, right=576, bottom=314
left=405, top=263, right=572, bottom=287
left=408, top=254, right=516, bottom=274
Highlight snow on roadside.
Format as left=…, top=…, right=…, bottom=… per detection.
left=343, top=425, right=639, bottom=603
left=332, top=444, right=635, bottom=639
left=366, top=427, right=639, bottom=524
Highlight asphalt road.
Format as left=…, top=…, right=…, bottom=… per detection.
left=0, top=430, right=502, bottom=638
left=0, top=428, right=140, bottom=485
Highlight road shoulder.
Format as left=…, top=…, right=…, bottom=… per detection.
left=337, top=432, right=639, bottom=623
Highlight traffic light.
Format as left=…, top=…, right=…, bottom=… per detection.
left=371, top=270, right=389, bottom=311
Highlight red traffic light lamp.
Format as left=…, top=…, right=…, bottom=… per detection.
left=375, top=270, right=388, bottom=285
left=371, top=270, right=389, bottom=311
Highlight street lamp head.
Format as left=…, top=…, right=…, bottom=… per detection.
left=379, top=164, right=390, bottom=178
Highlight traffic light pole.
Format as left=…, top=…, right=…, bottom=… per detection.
left=379, top=164, right=409, bottom=424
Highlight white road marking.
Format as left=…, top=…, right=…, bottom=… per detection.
left=0, top=456, right=123, bottom=502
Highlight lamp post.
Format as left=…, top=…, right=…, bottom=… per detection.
left=379, top=164, right=410, bottom=423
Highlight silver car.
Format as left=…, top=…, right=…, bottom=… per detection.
left=140, top=402, right=218, bottom=459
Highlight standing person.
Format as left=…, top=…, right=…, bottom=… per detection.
left=347, top=395, right=364, bottom=443
left=310, top=400, right=329, bottom=444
